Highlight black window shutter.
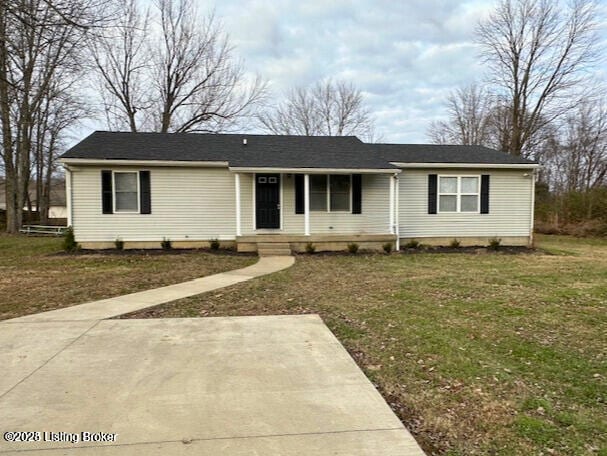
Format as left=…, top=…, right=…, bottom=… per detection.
left=295, top=174, right=304, bottom=214
left=101, top=170, right=113, bottom=214
left=428, top=174, right=437, bottom=214
left=352, top=174, right=362, bottom=214
left=140, top=171, right=151, bottom=214
left=480, top=174, right=490, bottom=214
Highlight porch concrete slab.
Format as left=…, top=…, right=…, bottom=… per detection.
left=6, top=256, right=294, bottom=323
left=0, top=315, right=425, bottom=455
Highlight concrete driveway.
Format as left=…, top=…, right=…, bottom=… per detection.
left=0, top=315, right=425, bottom=455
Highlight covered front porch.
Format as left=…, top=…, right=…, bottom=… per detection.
left=231, top=168, right=401, bottom=253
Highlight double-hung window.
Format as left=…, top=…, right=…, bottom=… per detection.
left=113, top=171, right=139, bottom=213
left=309, top=175, right=352, bottom=212
left=438, top=176, right=479, bottom=213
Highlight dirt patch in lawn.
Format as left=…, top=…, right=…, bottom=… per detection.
left=123, top=235, right=607, bottom=456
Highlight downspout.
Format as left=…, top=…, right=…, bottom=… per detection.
left=65, top=164, right=73, bottom=228
left=529, top=169, right=536, bottom=247
left=389, top=174, right=395, bottom=234
left=394, top=173, right=400, bottom=251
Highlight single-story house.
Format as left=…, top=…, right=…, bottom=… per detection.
left=60, top=131, right=539, bottom=252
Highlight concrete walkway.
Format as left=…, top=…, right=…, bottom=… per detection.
left=5, top=256, right=295, bottom=323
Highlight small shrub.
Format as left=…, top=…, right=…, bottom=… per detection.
left=210, top=239, right=220, bottom=250
left=305, top=242, right=316, bottom=254
left=404, top=239, right=420, bottom=249
left=114, top=238, right=124, bottom=250
left=161, top=237, right=172, bottom=250
left=450, top=238, right=461, bottom=248
left=383, top=242, right=392, bottom=253
left=488, top=237, right=501, bottom=251
left=62, top=226, right=79, bottom=252
left=347, top=243, right=359, bottom=254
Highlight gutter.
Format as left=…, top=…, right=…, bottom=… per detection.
left=60, top=158, right=229, bottom=168
left=390, top=162, right=540, bottom=169
left=228, top=167, right=401, bottom=174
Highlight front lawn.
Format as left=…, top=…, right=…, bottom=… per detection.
left=124, top=235, right=607, bottom=456
left=0, top=234, right=255, bottom=321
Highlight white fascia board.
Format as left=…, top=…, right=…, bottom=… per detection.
left=229, top=167, right=401, bottom=174
left=60, top=158, right=229, bottom=168
left=390, top=162, right=540, bottom=169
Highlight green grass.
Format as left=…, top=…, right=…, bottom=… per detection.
left=124, top=234, right=607, bottom=455
left=0, top=234, right=255, bottom=320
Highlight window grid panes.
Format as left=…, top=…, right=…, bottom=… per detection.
left=308, top=174, right=351, bottom=212
left=438, top=176, right=479, bottom=213
left=329, top=175, right=351, bottom=212
left=114, top=172, right=139, bottom=212
left=309, top=175, right=327, bottom=211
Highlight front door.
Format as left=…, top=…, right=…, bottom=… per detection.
left=256, top=174, right=280, bottom=229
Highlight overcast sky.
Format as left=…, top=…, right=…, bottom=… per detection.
left=82, top=0, right=607, bottom=144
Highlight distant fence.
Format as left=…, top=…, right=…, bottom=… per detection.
left=0, top=210, right=66, bottom=232
left=20, top=225, right=67, bottom=236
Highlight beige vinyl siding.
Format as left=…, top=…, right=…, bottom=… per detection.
left=398, top=168, right=533, bottom=238
left=241, top=173, right=392, bottom=235
left=71, top=167, right=393, bottom=242
left=71, top=166, right=237, bottom=242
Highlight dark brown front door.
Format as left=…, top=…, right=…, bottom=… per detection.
left=256, top=174, right=280, bottom=229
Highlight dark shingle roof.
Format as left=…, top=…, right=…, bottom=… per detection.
left=375, top=143, right=535, bottom=164
left=61, top=131, right=537, bottom=168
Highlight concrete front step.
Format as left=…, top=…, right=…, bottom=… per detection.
left=257, top=242, right=292, bottom=256
left=257, top=242, right=290, bottom=249
left=258, top=248, right=292, bottom=257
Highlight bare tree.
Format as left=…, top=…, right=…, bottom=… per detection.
left=258, top=80, right=377, bottom=139
left=32, top=80, right=88, bottom=223
left=0, top=0, right=95, bottom=232
left=152, top=0, right=265, bottom=133
left=427, top=84, right=495, bottom=146
left=90, top=0, right=150, bottom=132
left=91, top=0, right=266, bottom=133
left=476, top=0, right=600, bottom=157
left=546, top=99, right=607, bottom=192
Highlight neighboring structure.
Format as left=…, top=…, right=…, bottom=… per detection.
left=60, top=132, right=538, bottom=251
left=0, top=179, right=67, bottom=223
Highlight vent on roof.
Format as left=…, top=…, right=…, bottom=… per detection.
left=243, top=138, right=247, bottom=146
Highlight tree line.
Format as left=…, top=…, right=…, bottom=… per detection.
left=429, top=0, right=606, bottom=235
left=0, top=0, right=376, bottom=233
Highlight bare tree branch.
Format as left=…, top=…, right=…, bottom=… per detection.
left=257, top=79, right=378, bottom=140
left=476, top=0, right=601, bottom=157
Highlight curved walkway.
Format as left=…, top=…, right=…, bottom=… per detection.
left=5, top=256, right=295, bottom=323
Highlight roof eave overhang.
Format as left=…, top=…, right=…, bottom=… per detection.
left=60, top=158, right=229, bottom=167
left=390, top=162, right=540, bottom=169
left=228, top=166, right=401, bottom=174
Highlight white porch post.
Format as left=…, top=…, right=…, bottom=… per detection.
left=304, top=173, right=310, bottom=236
left=389, top=174, right=395, bottom=234
left=394, top=173, right=400, bottom=251
left=235, top=173, right=241, bottom=237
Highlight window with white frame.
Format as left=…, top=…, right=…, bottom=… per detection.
left=309, top=175, right=352, bottom=212
left=438, top=176, right=479, bottom=213
left=114, top=172, right=139, bottom=212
